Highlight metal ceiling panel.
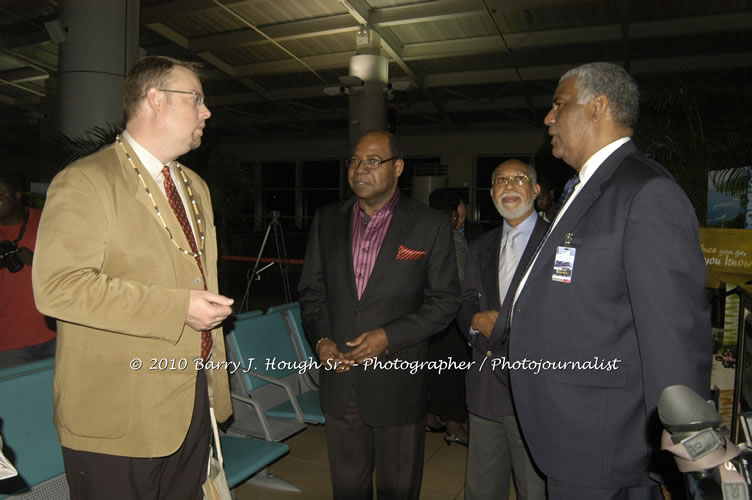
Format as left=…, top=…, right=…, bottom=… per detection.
left=0, top=0, right=749, bottom=141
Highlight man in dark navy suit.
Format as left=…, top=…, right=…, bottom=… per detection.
left=509, top=62, right=711, bottom=499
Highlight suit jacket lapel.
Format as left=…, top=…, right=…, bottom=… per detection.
left=337, top=198, right=358, bottom=300
left=118, top=139, right=195, bottom=266
left=358, top=194, right=414, bottom=303
left=480, top=228, right=503, bottom=310
left=526, top=141, right=635, bottom=285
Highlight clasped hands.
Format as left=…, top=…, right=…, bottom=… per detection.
left=472, top=310, right=499, bottom=339
left=316, top=328, right=389, bottom=373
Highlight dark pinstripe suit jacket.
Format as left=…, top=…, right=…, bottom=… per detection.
left=509, top=140, right=711, bottom=488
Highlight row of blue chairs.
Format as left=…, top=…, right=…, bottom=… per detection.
left=0, top=301, right=317, bottom=498
left=222, top=302, right=324, bottom=491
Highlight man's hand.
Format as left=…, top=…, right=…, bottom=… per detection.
left=343, top=328, right=389, bottom=363
left=472, top=310, right=499, bottom=339
left=317, top=339, right=353, bottom=373
left=186, top=290, right=233, bottom=331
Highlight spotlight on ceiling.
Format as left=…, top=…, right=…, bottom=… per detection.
left=388, top=80, right=412, bottom=92
left=323, top=86, right=346, bottom=96
left=338, top=75, right=363, bottom=87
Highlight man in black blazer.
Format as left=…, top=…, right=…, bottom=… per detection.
left=298, top=130, right=460, bottom=499
left=509, top=62, right=711, bottom=498
left=458, top=159, right=547, bottom=499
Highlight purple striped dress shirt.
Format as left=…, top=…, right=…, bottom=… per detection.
left=351, top=190, right=400, bottom=299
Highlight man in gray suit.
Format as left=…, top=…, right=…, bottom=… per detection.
left=509, top=62, right=711, bottom=498
left=458, top=159, right=547, bottom=499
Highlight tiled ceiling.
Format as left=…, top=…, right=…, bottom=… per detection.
left=0, top=0, right=751, bottom=143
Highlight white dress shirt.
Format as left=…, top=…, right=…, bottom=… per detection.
left=122, top=130, right=196, bottom=235
left=512, top=137, right=631, bottom=308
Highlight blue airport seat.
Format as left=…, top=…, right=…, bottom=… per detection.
left=0, top=360, right=68, bottom=499
left=220, top=435, right=288, bottom=488
left=225, top=311, right=324, bottom=429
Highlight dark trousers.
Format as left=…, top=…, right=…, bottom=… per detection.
left=62, top=371, right=210, bottom=500
left=426, top=323, right=469, bottom=423
left=325, top=397, right=426, bottom=500
left=547, top=477, right=663, bottom=500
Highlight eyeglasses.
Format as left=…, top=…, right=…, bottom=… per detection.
left=157, top=89, right=206, bottom=106
left=492, top=174, right=531, bottom=187
left=346, top=156, right=399, bottom=169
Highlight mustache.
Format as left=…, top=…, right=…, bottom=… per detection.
left=500, top=192, right=522, bottom=201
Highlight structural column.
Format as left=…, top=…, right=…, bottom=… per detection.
left=347, top=27, right=388, bottom=147
left=58, top=0, right=140, bottom=138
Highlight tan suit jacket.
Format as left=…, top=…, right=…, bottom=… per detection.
left=32, top=139, right=231, bottom=458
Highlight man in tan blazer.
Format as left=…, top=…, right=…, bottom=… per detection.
left=32, top=56, right=233, bottom=499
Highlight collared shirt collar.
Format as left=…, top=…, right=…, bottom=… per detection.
left=122, top=130, right=171, bottom=183
left=355, top=189, right=400, bottom=221
left=502, top=209, right=537, bottom=239
left=577, top=137, right=631, bottom=187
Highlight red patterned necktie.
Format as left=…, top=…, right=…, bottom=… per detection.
left=163, top=166, right=212, bottom=360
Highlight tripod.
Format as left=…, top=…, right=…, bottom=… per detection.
left=239, top=210, right=292, bottom=312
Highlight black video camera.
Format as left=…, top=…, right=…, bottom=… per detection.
left=0, top=240, right=24, bottom=273
left=660, top=385, right=752, bottom=499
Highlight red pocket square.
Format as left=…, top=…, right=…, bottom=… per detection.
left=396, top=245, right=426, bottom=260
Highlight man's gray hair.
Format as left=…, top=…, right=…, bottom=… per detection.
left=560, top=62, right=639, bottom=129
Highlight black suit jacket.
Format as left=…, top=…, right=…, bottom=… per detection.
left=457, top=215, right=548, bottom=420
left=510, top=141, right=711, bottom=487
left=298, top=194, right=461, bottom=426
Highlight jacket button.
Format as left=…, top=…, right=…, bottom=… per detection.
left=486, top=350, right=493, bottom=357
left=194, top=277, right=202, bottom=285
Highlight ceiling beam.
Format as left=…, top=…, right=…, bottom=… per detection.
left=0, top=67, right=49, bottom=84
left=190, top=14, right=358, bottom=52
left=208, top=48, right=752, bottom=108
left=150, top=0, right=486, bottom=52
left=369, top=0, right=485, bottom=26
left=141, top=0, right=265, bottom=25
left=234, top=51, right=353, bottom=76
left=401, top=13, right=752, bottom=61
left=146, top=22, right=277, bottom=103
left=213, top=94, right=552, bottom=127
left=402, top=36, right=503, bottom=60
left=425, top=52, right=752, bottom=88
left=146, top=12, right=752, bottom=57
left=203, top=13, right=752, bottom=77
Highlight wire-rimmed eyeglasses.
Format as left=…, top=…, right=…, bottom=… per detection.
left=492, top=174, right=531, bottom=187
left=346, top=156, right=399, bottom=169
left=157, top=88, right=206, bottom=106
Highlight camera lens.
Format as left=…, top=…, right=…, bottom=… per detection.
left=0, top=240, right=24, bottom=273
